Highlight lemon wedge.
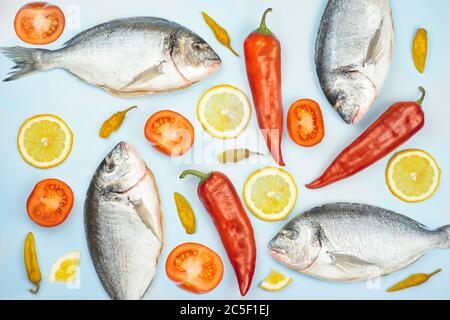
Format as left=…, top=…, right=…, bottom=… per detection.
left=197, top=84, right=251, bottom=139
left=243, top=167, right=297, bottom=221
left=49, top=251, right=80, bottom=283
left=260, top=269, right=292, bottom=291
left=386, top=149, right=440, bottom=203
left=17, top=114, right=73, bottom=169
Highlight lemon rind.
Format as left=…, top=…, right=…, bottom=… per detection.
left=386, top=149, right=440, bottom=203
left=17, top=114, right=73, bottom=169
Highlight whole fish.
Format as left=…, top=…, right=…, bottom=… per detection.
left=269, top=203, right=450, bottom=282
left=315, top=0, right=394, bottom=123
left=2, top=17, right=221, bottom=97
left=84, top=142, right=164, bottom=299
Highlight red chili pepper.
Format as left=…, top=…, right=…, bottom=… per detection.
left=180, top=170, right=256, bottom=296
left=306, top=87, right=426, bottom=189
left=244, top=8, right=285, bottom=166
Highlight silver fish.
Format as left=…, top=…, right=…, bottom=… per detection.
left=269, top=203, right=450, bottom=282
left=315, top=0, right=394, bottom=123
left=2, top=17, right=221, bottom=97
left=84, top=142, right=164, bottom=299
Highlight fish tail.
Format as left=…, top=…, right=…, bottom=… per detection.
left=437, top=225, right=450, bottom=248
left=1, top=47, right=51, bottom=81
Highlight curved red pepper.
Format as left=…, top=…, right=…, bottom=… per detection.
left=180, top=170, right=256, bottom=296
left=307, top=88, right=426, bottom=189
left=244, top=8, right=285, bottom=166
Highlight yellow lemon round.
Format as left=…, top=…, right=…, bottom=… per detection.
left=244, top=167, right=297, bottom=221
left=17, top=114, right=73, bottom=169
left=386, top=149, right=440, bottom=203
left=197, top=84, right=251, bottom=139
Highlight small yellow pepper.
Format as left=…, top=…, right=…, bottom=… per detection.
left=24, top=232, right=41, bottom=294
left=412, top=28, right=428, bottom=73
left=99, top=106, right=137, bottom=139
left=174, top=192, right=196, bottom=234
left=202, top=12, right=239, bottom=57
left=387, top=268, right=441, bottom=292
left=217, top=149, right=264, bottom=163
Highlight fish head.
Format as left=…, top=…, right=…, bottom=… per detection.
left=268, top=220, right=321, bottom=270
left=332, top=72, right=377, bottom=124
left=171, top=33, right=221, bottom=83
left=96, top=142, right=147, bottom=193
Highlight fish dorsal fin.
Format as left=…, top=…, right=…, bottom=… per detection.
left=364, top=19, right=386, bottom=66
left=121, top=61, right=166, bottom=90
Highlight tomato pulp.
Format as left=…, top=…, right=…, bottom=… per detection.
left=287, top=99, right=325, bottom=147
left=14, top=2, right=65, bottom=45
left=165, top=242, right=224, bottom=294
left=26, top=179, right=74, bottom=227
left=144, top=110, right=194, bottom=157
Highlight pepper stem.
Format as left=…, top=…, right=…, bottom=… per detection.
left=428, top=268, right=442, bottom=278
left=255, top=8, right=273, bottom=35
left=180, top=170, right=211, bottom=184
left=416, top=87, right=426, bottom=105
left=123, top=106, right=138, bottom=113
left=29, top=283, right=39, bottom=294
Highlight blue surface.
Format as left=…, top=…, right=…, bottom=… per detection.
left=1, top=0, right=449, bottom=300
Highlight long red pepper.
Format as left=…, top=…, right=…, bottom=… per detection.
left=244, top=8, right=285, bottom=166
left=306, top=87, right=426, bottom=189
left=180, top=170, right=256, bottom=296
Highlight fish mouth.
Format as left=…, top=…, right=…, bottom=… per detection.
left=268, top=245, right=287, bottom=260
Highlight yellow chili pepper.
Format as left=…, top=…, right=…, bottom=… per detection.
left=387, top=268, right=442, bottom=292
left=174, top=192, right=196, bottom=234
left=202, top=12, right=239, bottom=57
left=412, top=28, right=428, bottom=73
left=24, top=232, right=41, bottom=294
left=217, top=149, right=264, bottom=163
left=99, top=106, right=137, bottom=139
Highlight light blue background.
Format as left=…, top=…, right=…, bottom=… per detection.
left=0, top=0, right=449, bottom=300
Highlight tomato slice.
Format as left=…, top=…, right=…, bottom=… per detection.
left=26, top=179, right=74, bottom=227
left=287, top=99, right=325, bottom=147
left=166, top=242, right=224, bottom=294
left=14, top=2, right=65, bottom=45
left=144, top=110, right=194, bottom=157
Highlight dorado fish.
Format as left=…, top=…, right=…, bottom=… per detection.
left=269, top=203, right=450, bottom=282
left=84, top=142, right=163, bottom=299
left=315, top=0, right=394, bottom=123
left=2, top=17, right=221, bottom=97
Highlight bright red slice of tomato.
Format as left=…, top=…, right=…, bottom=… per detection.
left=14, top=2, right=65, bottom=45
left=287, top=99, right=325, bottom=147
left=166, top=242, right=224, bottom=294
left=144, top=110, right=194, bottom=157
left=26, top=178, right=74, bottom=227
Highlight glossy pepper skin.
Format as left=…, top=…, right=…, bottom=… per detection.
left=244, top=8, right=285, bottom=166
left=180, top=170, right=256, bottom=296
left=307, top=88, right=426, bottom=189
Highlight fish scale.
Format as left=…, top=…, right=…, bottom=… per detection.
left=269, top=203, right=450, bottom=282
left=2, top=17, right=221, bottom=97
left=85, top=142, right=163, bottom=300
left=315, top=0, right=394, bottom=124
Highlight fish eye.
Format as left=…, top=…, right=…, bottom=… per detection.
left=192, top=42, right=207, bottom=50
left=284, top=229, right=299, bottom=240
left=104, top=160, right=115, bottom=173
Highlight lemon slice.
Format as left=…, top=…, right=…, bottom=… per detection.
left=197, top=84, right=251, bottom=139
left=244, top=167, right=297, bottom=221
left=260, top=269, right=292, bottom=291
left=17, top=114, right=73, bottom=169
left=386, top=149, right=440, bottom=203
left=49, top=251, right=80, bottom=283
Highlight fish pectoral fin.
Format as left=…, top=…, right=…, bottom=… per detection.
left=121, top=60, right=166, bottom=89
left=129, top=198, right=162, bottom=242
left=364, top=19, right=386, bottom=66
left=327, top=252, right=374, bottom=271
